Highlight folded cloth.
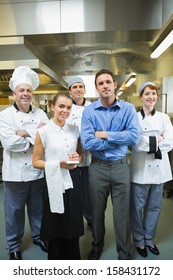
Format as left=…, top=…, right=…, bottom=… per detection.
left=45, top=161, right=73, bottom=213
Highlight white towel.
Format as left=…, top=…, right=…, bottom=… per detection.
left=45, top=161, right=73, bottom=213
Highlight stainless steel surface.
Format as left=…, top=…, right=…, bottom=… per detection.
left=0, top=0, right=173, bottom=96
left=0, top=29, right=167, bottom=95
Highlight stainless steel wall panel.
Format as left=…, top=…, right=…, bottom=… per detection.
left=104, top=0, right=162, bottom=31
left=61, top=0, right=105, bottom=33
left=1, top=0, right=172, bottom=36
left=162, top=0, right=173, bottom=25
left=0, top=1, right=61, bottom=36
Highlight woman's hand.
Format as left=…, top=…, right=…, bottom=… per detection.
left=68, top=152, right=80, bottom=162
left=158, top=135, right=164, bottom=142
left=60, top=160, right=78, bottom=169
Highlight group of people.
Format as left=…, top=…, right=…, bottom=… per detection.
left=0, top=65, right=173, bottom=260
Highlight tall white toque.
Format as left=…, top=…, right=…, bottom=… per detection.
left=9, top=65, right=39, bottom=91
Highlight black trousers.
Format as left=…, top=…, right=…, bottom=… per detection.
left=48, top=237, right=81, bottom=260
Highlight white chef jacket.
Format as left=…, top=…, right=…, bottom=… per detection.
left=0, top=105, right=49, bottom=182
left=66, top=99, right=91, bottom=166
left=130, top=110, right=173, bottom=184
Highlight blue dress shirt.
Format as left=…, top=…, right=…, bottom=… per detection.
left=81, top=98, right=140, bottom=160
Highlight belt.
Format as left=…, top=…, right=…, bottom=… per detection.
left=91, top=156, right=126, bottom=165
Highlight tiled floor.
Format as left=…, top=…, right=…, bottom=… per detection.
left=0, top=184, right=173, bottom=260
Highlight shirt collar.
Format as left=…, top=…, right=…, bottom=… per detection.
left=13, top=102, right=32, bottom=113
left=140, top=108, right=156, bottom=119
left=49, top=118, right=69, bottom=132
left=72, top=97, right=86, bottom=106
left=94, top=98, right=121, bottom=109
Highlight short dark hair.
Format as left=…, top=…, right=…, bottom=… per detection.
left=95, top=69, right=115, bottom=86
left=52, top=93, right=73, bottom=106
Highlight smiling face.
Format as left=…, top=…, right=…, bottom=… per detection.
left=13, top=83, right=33, bottom=112
left=69, top=82, right=85, bottom=103
left=140, top=86, right=158, bottom=110
left=51, top=95, right=73, bottom=126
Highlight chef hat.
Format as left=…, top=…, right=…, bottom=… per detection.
left=68, top=77, right=85, bottom=89
left=138, top=81, right=157, bottom=96
left=9, top=65, right=39, bottom=91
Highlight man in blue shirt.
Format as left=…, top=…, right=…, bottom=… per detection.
left=81, top=69, right=140, bottom=260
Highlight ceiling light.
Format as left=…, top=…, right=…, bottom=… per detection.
left=150, top=29, right=173, bottom=59
left=125, top=74, right=136, bottom=87
left=117, top=90, right=123, bottom=96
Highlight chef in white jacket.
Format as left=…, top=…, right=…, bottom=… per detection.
left=130, top=81, right=173, bottom=258
left=67, top=77, right=92, bottom=227
left=0, top=66, right=49, bottom=260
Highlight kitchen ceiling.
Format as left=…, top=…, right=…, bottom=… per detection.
left=0, top=13, right=173, bottom=97
left=25, top=29, right=157, bottom=83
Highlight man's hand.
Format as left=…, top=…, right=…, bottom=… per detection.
left=16, top=130, right=29, bottom=137
left=37, top=122, right=47, bottom=128
left=95, top=131, right=108, bottom=139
